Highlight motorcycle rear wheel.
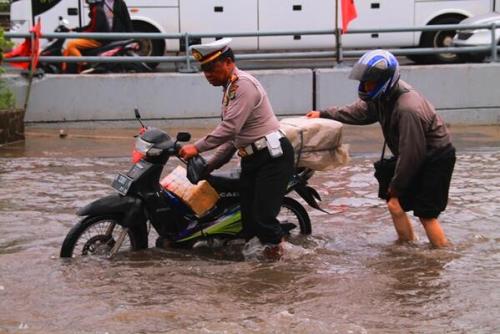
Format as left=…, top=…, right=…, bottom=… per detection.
left=60, top=215, right=147, bottom=258
left=280, top=197, right=312, bottom=235
left=124, top=50, right=152, bottom=73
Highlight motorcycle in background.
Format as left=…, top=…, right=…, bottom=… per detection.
left=60, top=109, right=325, bottom=258
left=5, top=17, right=152, bottom=74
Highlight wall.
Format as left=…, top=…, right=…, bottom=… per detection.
left=5, top=63, right=500, bottom=126
left=6, top=69, right=313, bottom=125
left=315, top=63, right=500, bottom=124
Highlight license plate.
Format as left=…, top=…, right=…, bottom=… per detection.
left=111, top=173, right=134, bottom=195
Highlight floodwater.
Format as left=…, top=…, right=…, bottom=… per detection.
left=0, top=126, right=499, bottom=334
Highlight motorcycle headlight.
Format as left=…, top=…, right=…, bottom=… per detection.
left=135, top=137, right=153, bottom=154
left=134, top=137, right=163, bottom=157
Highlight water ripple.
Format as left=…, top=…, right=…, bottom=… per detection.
left=0, top=152, right=499, bottom=333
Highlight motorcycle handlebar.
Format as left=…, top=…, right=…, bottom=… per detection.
left=173, top=142, right=188, bottom=165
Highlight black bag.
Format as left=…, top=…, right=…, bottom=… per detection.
left=373, top=141, right=398, bottom=200
left=186, top=155, right=208, bottom=185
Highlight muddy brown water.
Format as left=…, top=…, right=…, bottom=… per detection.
left=0, top=126, right=499, bottom=333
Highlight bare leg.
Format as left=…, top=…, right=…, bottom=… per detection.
left=419, top=217, right=449, bottom=248
left=387, top=197, right=417, bottom=243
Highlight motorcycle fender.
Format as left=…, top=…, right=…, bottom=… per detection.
left=294, top=184, right=330, bottom=214
left=76, top=194, right=146, bottom=228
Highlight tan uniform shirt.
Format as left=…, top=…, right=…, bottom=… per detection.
left=195, top=67, right=280, bottom=169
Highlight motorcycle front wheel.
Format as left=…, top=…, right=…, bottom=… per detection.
left=60, top=215, right=147, bottom=258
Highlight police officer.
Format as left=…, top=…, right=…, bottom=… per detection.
left=179, top=38, right=295, bottom=259
left=307, top=49, right=456, bottom=248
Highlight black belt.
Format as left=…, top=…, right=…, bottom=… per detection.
left=237, top=131, right=284, bottom=157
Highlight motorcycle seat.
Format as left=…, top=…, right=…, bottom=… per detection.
left=82, top=39, right=136, bottom=56
left=206, top=169, right=240, bottom=193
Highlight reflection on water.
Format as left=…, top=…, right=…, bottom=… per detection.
left=0, top=150, right=499, bottom=333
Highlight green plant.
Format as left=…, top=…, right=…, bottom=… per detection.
left=0, top=1, right=8, bottom=13
left=0, top=27, right=15, bottom=109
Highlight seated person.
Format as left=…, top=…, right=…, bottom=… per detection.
left=63, top=0, right=133, bottom=73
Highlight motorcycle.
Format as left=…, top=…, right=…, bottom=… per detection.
left=60, top=109, right=324, bottom=258
left=6, top=17, right=151, bottom=74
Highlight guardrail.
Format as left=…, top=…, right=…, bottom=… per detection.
left=3, top=22, right=498, bottom=72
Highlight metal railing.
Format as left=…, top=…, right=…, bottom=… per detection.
left=3, top=22, right=498, bottom=72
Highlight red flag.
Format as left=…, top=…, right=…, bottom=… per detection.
left=30, top=19, right=42, bottom=71
left=4, top=19, right=42, bottom=70
left=341, top=0, right=358, bottom=33
left=4, top=38, right=32, bottom=69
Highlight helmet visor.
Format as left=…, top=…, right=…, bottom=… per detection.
left=348, top=63, right=392, bottom=82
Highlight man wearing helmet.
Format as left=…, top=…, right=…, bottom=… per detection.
left=307, top=49, right=456, bottom=248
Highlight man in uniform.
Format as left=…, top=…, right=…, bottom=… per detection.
left=307, top=49, right=456, bottom=248
left=179, top=38, right=295, bottom=259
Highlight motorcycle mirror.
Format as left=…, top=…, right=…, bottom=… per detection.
left=176, top=132, right=191, bottom=142
left=134, top=108, right=146, bottom=128
left=134, top=107, right=141, bottom=119
left=59, top=16, right=68, bottom=24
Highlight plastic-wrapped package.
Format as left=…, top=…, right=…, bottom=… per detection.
left=160, top=166, right=219, bottom=216
left=280, top=117, right=349, bottom=171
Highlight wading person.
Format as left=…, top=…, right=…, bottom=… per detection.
left=179, top=38, right=295, bottom=259
left=307, top=49, right=455, bottom=248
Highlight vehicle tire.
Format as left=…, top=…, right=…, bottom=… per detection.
left=279, top=197, right=312, bottom=236
left=60, top=215, right=148, bottom=258
left=132, top=21, right=165, bottom=69
left=416, top=15, right=466, bottom=64
left=458, top=52, right=487, bottom=63
left=457, top=39, right=500, bottom=63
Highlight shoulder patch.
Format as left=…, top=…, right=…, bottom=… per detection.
left=228, top=83, right=238, bottom=101
left=223, top=74, right=240, bottom=106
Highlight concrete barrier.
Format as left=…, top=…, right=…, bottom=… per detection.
left=315, top=63, right=500, bottom=125
left=5, top=69, right=313, bottom=125
left=0, top=108, right=25, bottom=144
left=4, top=63, right=500, bottom=126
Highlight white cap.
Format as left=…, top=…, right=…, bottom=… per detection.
left=190, top=38, right=232, bottom=64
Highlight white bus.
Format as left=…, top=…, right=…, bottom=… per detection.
left=9, top=0, right=500, bottom=63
